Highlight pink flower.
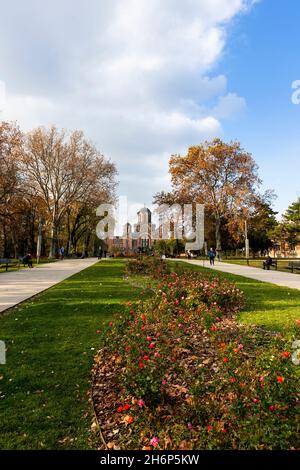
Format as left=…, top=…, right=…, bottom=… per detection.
left=138, top=399, right=145, bottom=408
left=149, top=342, right=155, bottom=349
left=154, top=352, right=160, bottom=357
left=150, top=437, right=159, bottom=448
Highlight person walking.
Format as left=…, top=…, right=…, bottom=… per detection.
left=208, top=248, right=216, bottom=266
left=23, top=253, right=33, bottom=268
left=59, top=246, right=65, bottom=260
left=98, top=247, right=103, bottom=260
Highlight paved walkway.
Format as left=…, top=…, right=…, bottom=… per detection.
left=0, top=258, right=98, bottom=314
left=181, top=259, right=300, bottom=290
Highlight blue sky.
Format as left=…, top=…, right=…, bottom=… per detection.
left=0, top=0, right=299, bottom=217
left=216, top=0, right=300, bottom=215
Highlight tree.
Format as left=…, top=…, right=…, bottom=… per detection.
left=247, top=195, right=278, bottom=255
left=22, top=126, right=117, bottom=257
left=0, top=122, right=24, bottom=256
left=0, top=121, right=23, bottom=214
left=282, top=197, right=300, bottom=247
left=155, top=139, right=261, bottom=250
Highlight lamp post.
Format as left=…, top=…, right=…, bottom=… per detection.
left=245, top=220, right=250, bottom=264
left=36, top=217, right=44, bottom=264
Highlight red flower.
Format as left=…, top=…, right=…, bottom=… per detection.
left=139, top=361, right=144, bottom=369
left=269, top=405, right=276, bottom=412
left=117, top=406, right=123, bottom=413
left=281, top=351, right=290, bottom=358
left=276, top=375, right=285, bottom=383
left=147, top=336, right=152, bottom=342
left=207, top=425, right=213, bottom=432
left=211, top=326, right=217, bottom=332
left=143, top=355, right=150, bottom=361
left=149, top=343, right=155, bottom=349
left=223, top=357, right=229, bottom=363
left=123, top=404, right=131, bottom=411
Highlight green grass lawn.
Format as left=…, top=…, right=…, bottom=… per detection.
left=0, top=260, right=142, bottom=450
left=1, top=258, right=299, bottom=450
left=224, top=258, right=300, bottom=274
left=170, top=261, right=300, bottom=334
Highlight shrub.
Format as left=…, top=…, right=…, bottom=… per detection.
left=126, top=257, right=170, bottom=278
left=97, top=270, right=300, bottom=450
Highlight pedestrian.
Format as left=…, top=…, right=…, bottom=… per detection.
left=263, top=255, right=273, bottom=270
left=208, top=248, right=216, bottom=266
left=59, top=246, right=65, bottom=260
left=23, top=253, right=33, bottom=268
left=98, top=247, right=103, bottom=260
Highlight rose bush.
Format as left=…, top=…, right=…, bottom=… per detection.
left=95, top=268, right=300, bottom=450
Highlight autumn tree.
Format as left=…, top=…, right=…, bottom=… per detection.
left=0, top=122, right=23, bottom=256
left=155, top=139, right=261, bottom=250
left=22, top=126, right=117, bottom=258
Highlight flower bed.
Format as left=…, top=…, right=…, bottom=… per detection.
left=92, top=270, right=300, bottom=450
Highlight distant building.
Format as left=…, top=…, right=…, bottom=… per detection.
left=271, top=240, right=300, bottom=258
left=107, top=207, right=155, bottom=254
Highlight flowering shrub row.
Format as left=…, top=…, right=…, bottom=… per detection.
left=126, top=257, right=170, bottom=278
left=96, top=270, right=300, bottom=450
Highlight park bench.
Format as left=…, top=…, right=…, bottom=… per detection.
left=0, top=258, right=20, bottom=272
left=263, top=259, right=278, bottom=270
left=287, top=261, right=300, bottom=273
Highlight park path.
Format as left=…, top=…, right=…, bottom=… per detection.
left=181, top=259, right=300, bottom=290
left=0, top=258, right=98, bottom=314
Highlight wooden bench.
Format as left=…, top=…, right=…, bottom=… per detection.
left=263, top=259, right=278, bottom=270
left=0, top=258, right=20, bottom=271
left=288, top=261, right=300, bottom=273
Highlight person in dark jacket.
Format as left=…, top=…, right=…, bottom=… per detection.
left=263, top=255, right=273, bottom=270
left=23, top=253, right=33, bottom=268
left=208, top=248, right=216, bottom=266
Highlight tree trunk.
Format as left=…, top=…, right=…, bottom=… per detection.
left=215, top=215, right=222, bottom=251
left=49, top=223, right=58, bottom=258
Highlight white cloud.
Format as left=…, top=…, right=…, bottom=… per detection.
left=212, top=93, right=246, bottom=119
left=0, top=0, right=255, bottom=206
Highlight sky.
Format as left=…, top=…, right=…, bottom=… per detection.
left=0, top=0, right=299, bottom=219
